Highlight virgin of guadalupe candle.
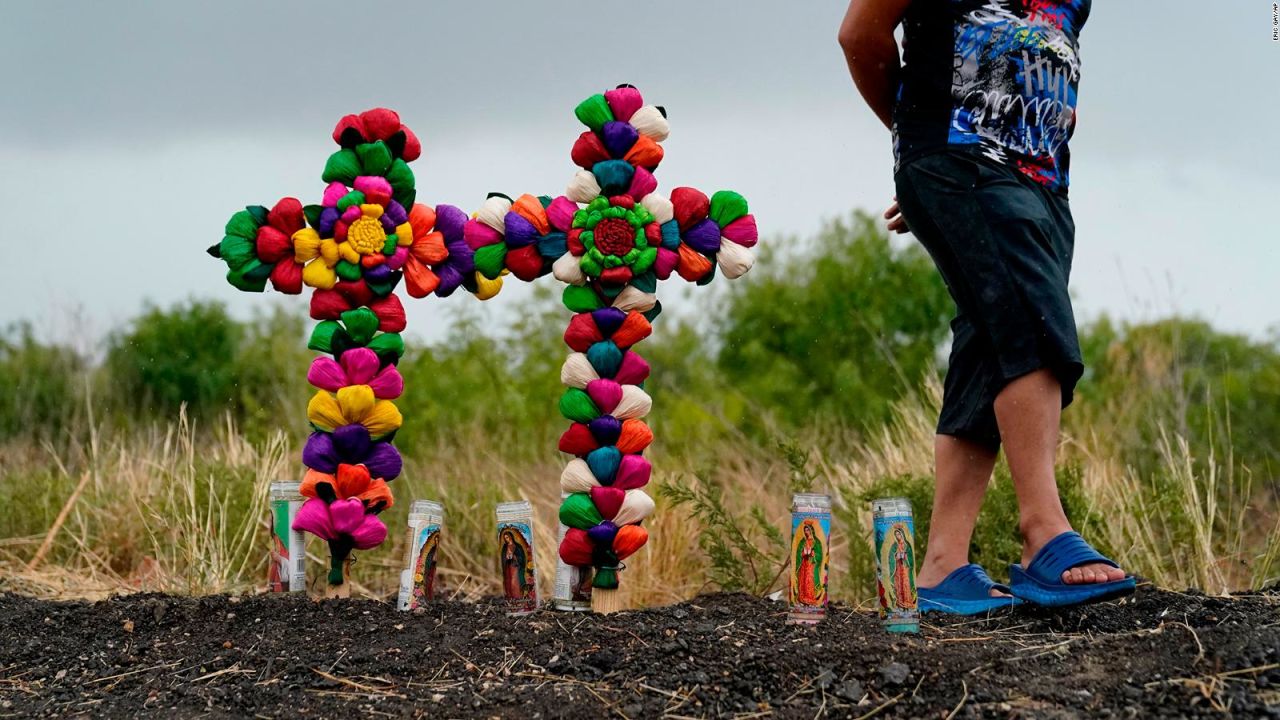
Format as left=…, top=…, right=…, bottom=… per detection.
left=553, top=492, right=593, bottom=611
left=872, top=496, right=920, bottom=633
left=788, top=493, right=832, bottom=624
left=397, top=500, right=444, bottom=611
left=496, top=500, right=538, bottom=616
left=268, top=482, right=306, bottom=592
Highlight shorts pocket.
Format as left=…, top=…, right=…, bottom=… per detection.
left=900, top=152, right=982, bottom=193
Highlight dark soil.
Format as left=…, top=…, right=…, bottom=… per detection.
left=0, top=585, right=1276, bottom=718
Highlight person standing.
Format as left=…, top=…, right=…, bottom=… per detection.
left=838, top=0, right=1135, bottom=612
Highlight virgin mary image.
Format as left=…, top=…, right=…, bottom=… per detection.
left=793, top=521, right=826, bottom=607
left=500, top=529, right=533, bottom=600
left=887, top=525, right=916, bottom=609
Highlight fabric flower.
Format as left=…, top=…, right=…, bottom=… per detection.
left=667, top=187, right=759, bottom=282
left=294, top=177, right=410, bottom=297
left=456, top=193, right=570, bottom=298
left=332, top=108, right=422, bottom=162
left=302, top=129, right=421, bottom=299
left=425, top=204, right=475, bottom=297
left=211, top=198, right=307, bottom=294
left=567, top=195, right=661, bottom=288
left=307, top=385, right=402, bottom=440
left=300, top=463, right=394, bottom=512
left=308, top=288, right=407, bottom=333
left=571, top=86, right=668, bottom=175
left=293, top=497, right=388, bottom=549
left=307, top=347, right=403, bottom=399
left=307, top=308, right=406, bottom=367
left=400, top=203, right=449, bottom=298
left=303, top=426, right=402, bottom=479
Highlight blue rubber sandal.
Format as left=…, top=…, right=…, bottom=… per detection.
left=1009, top=531, right=1136, bottom=607
left=918, top=564, right=1021, bottom=615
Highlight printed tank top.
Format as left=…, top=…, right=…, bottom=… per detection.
left=893, top=0, right=1091, bottom=191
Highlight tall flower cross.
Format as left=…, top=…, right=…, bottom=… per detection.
left=208, top=109, right=501, bottom=596
left=463, top=85, right=760, bottom=611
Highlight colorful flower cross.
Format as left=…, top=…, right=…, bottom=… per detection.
left=209, top=108, right=499, bottom=596
left=468, top=85, right=759, bottom=610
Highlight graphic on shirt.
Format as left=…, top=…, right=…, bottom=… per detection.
left=947, top=0, right=1089, bottom=188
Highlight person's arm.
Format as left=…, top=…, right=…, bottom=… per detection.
left=837, top=0, right=911, bottom=130
left=838, top=0, right=913, bottom=233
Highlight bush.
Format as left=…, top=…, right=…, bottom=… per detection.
left=102, top=301, right=244, bottom=424
left=715, top=212, right=952, bottom=437
left=0, top=323, right=86, bottom=441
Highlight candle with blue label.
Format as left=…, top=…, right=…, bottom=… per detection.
left=872, top=497, right=920, bottom=633
left=496, top=500, right=538, bottom=616
left=788, top=493, right=832, bottom=624
left=398, top=500, right=444, bottom=611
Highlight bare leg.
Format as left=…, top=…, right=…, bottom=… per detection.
left=995, top=369, right=1125, bottom=584
left=916, top=434, right=1005, bottom=596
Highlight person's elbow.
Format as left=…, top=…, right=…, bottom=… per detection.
left=838, top=24, right=885, bottom=59
left=837, top=24, right=861, bottom=52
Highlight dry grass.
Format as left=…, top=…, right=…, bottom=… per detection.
left=1, top=380, right=1275, bottom=604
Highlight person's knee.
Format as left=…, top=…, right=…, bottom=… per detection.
left=994, top=368, right=1061, bottom=409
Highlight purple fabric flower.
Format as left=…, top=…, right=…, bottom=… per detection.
left=303, top=427, right=403, bottom=480
left=430, top=204, right=477, bottom=296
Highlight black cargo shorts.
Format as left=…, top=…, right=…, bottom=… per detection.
left=894, top=150, right=1084, bottom=449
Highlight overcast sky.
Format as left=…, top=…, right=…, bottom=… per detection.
left=2, top=1, right=1276, bottom=349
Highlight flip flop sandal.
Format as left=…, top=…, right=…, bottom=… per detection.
left=1009, top=531, right=1136, bottom=607
left=918, top=563, right=1021, bottom=615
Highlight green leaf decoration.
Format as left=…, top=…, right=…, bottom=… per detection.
left=341, top=308, right=380, bottom=345
left=245, top=205, right=270, bottom=226
left=218, top=235, right=256, bottom=270
left=365, top=274, right=399, bottom=297
left=226, top=263, right=268, bottom=293
left=322, top=149, right=361, bottom=184
left=709, top=190, right=749, bottom=227
left=384, top=158, right=414, bottom=197
left=579, top=255, right=603, bottom=277
left=633, top=246, right=658, bottom=275
left=366, top=332, right=405, bottom=364
left=563, top=285, right=604, bottom=312
left=630, top=271, right=657, bottom=294
left=335, top=260, right=362, bottom=282
left=337, top=190, right=366, bottom=212
left=473, top=244, right=508, bottom=280
left=308, top=321, right=340, bottom=353
left=243, top=258, right=274, bottom=282
left=559, top=492, right=604, bottom=530
left=303, top=204, right=323, bottom=228
left=356, top=142, right=393, bottom=176
left=574, top=94, right=614, bottom=133
left=559, top=387, right=601, bottom=423
left=224, top=210, right=260, bottom=240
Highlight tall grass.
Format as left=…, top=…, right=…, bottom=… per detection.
left=2, top=374, right=1274, bottom=605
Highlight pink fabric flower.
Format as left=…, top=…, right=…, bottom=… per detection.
left=306, top=347, right=404, bottom=399
left=293, top=497, right=388, bottom=549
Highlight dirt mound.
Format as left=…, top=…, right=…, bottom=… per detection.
left=0, top=585, right=1276, bottom=718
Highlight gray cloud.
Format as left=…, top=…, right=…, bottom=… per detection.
left=1, top=1, right=1276, bottom=341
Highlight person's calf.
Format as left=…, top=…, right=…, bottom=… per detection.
left=921, top=434, right=1001, bottom=592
